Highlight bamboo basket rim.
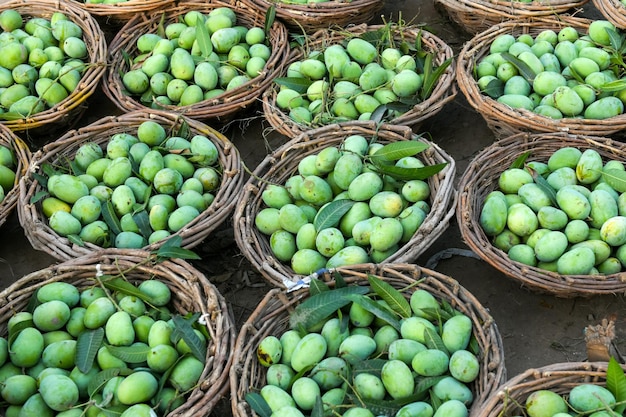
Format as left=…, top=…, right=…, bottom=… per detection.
left=102, top=0, right=290, bottom=123
left=17, top=109, right=244, bottom=262
left=262, top=23, right=457, bottom=139
left=478, top=361, right=621, bottom=417
left=73, top=0, right=174, bottom=22
left=592, top=0, right=626, bottom=29
left=457, top=131, right=626, bottom=298
left=0, top=248, right=236, bottom=417
left=242, top=0, right=385, bottom=33
left=0, top=0, right=107, bottom=133
left=0, top=123, right=31, bottom=230
left=229, top=263, right=507, bottom=417
left=456, top=15, right=626, bottom=139
left=233, top=120, right=457, bottom=288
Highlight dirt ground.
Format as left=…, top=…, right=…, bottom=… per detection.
left=1, top=0, right=626, bottom=415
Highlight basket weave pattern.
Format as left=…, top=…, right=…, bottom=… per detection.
left=18, top=110, right=244, bottom=261
left=263, top=23, right=456, bottom=139
left=456, top=16, right=626, bottom=140
left=457, top=131, right=626, bottom=297
left=592, top=0, right=626, bottom=29
left=103, top=0, right=289, bottom=123
left=72, top=0, right=174, bottom=23
left=230, top=263, right=506, bottom=417
left=0, top=249, right=235, bottom=417
left=234, top=121, right=457, bottom=288
left=0, top=123, right=30, bottom=229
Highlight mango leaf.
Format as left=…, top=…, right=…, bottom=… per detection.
left=423, top=326, right=449, bottom=355
left=421, top=56, right=452, bottom=101
left=195, top=22, right=212, bottom=58
left=132, top=210, right=152, bottom=239
left=333, top=270, right=347, bottom=288
left=102, top=200, right=122, bottom=235
left=370, top=141, right=429, bottom=163
left=351, top=358, right=387, bottom=377
left=67, top=234, right=85, bottom=247
left=468, top=336, right=480, bottom=356
left=69, top=159, right=85, bottom=176
left=501, top=52, right=537, bottom=82
left=245, top=392, right=272, bottom=417
left=140, top=87, right=155, bottom=105
left=153, top=235, right=201, bottom=260
left=311, top=395, right=324, bottom=417
left=603, top=168, right=626, bottom=193
left=101, top=275, right=148, bottom=299
left=607, top=356, right=626, bottom=414
left=344, top=294, right=401, bottom=331
left=273, top=77, right=313, bottom=94
left=0, top=111, right=26, bottom=121
left=88, top=367, right=133, bottom=398
left=532, top=172, right=558, bottom=206
left=314, top=199, right=355, bottom=231
left=599, top=79, right=626, bottom=93
left=607, top=27, right=624, bottom=52
left=511, top=151, right=530, bottom=169
left=8, top=317, right=34, bottom=347
left=97, top=406, right=129, bottom=417
left=156, top=13, right=166, bottom=38
left=482, top=77, right=504, bottom=99
left=264, top=6, right=276, bottom=35
left=372, top=162, right=448, bottom=181
left=370, top=103, right=391, bottom=123
left=415, top=375, right=447, bottom=396
left=566, top=65, right=586, bottom=85
left=418, top=306, right=452, bottom=322
left=76, top=328, right=104, bottom=373
left=368, top=274, right=411, bottom=318
left=309, top=277, right=331, bottom=295
left=429, top=390, right=443, bottom=410
left=289, top=286, right=369, bottom=331
left=105, top=343, right=150, bottom=363
left=171, top=314, right=207, bottom=362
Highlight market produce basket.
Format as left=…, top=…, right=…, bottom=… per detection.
left=72, top=0, right=174, bottom=24
left=242, top=0, right=384, bottom=33
left=18, top=109, right=244, bottom=261
left=230, top=263, right=507, bottom=417
left=592, top=0, right=626, bottom=29
left=435, top=0, right=589, bottom=35
left=0, top=0, right=107, bottom=134
left=478, top=361, right=625, bottom=417
left=263, top=23, right=456, bottom=138
left=0, top=123, right=30, bottom=229
left=103, top=0, right=289, bottom=123
left=234, top=121, right=457, bottom=288
left=0, top=248, right=235, bottom=417
left=456, top=16, right=626, bottom=139
left=457, top=131, right=626, bottom=297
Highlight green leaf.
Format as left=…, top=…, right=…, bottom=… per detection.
left=421, top=56, right=452, bottom=101
left=607, top=27, right=624, bottom=51
left=344, top=294, right=401, bottom=331
left=274, top=77, right=312, bottom=94
left=245, top=392, right=272, bottom=417
left=101, top=275, right=147, bottom=299
left=370, top=103, right=391, bottom=123
left=483, top=77, right=504, bottom=99
left=171, top=314, right=207, bottom=362
left=264, top=6, right=276, bottom=36
left=0, top=111, right=26, bottom=121
left=102, top=200, right=122, bottom=236
left=88, top=367, right=133, bottom=398
left=370, top=141, right=430, bottom=163
left=598, top=79, right=626, bottom=93
left=603, top=168, right=626, bottom=193
left=154, top=245, right=201, bottom=260
left=346, top=395, right=404, bottom=416
left=96, top=405, right=129, bottom=417
left=311, top=395, right=324, bottom=417
left=29, top=189, right=48, bottom=204
left=532, top=171, right=558, bottom=206
left=76, top=328, right=104, bottom=373
left=289, top=286, right=370, bottom=331
left=607, top=356, right=626, bottom=414
left=351, top=358, right=387, bottom=377
left=156, top=13, right=166, bottom=38
left=309, top=278, right=331, bottom=295
left=105, top=343, right=150, bottom=364
left=415, top=375, right=447, bottom=396
left=423, top=326, right=449, bottom=355
left=132, top=210, right=152, bottom=239
left=501, top=52, right=537, bottom=81
left=67, top=234, right=85, bottom=247
left=195, top=22, right=212, bottom=58
left=511, top=151, right=530, bottom=169
left=8, top=318, right=34, bottom=348
left=418, top=306, right=452, bottom=322
left=372, top=162, right=448, bottom=181
left=314, top=199, right=355, bottom=231
left=368, top=274, right=411, bottom=318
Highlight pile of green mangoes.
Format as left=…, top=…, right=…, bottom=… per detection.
left=253, top=280, right=479, bottom=417
left=475, top=20, right=626, bottom=120
left=40, top=120, right=221, bottom=249
left=519, top=384, right=620, bottom=417
left=121, top=7, right=272, bottom=108
left=0, top=144, right=16, bottom=203
left=274, top=29, right=448, bottom=125
left=0, top=9, right=90, bottom=117
left=254, top=134, right=435, bottom=274
left=479, top=146, right=626, bottom=275
left=0, top=279, right=207, bottom=416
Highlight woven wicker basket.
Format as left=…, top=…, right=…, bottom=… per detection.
left=457, top=131, right=626, bottom=298
left=263, top=23, right=457, bottom=139
left=230, top=263, right=507, bottom=417
left=233, top=121, right=457, bottom=288
left=72, top=0, right=174, bottom=24
left=456, top=16, right=626, bottom=140
left=18, top=109, right=244, bottom=261
left=478, top=362, right=623, bottom=417
left=0, top=123, right=30, bottom=229
left=103, top=0, right=289, bottom=123
left=0, top=248, right=235, bottom=417
left=435, top=0, right=589, bottom=35
left=242, top=0, right=384, bottom=34
left=592, top=0, right=626, bottom=29
left=0, top=0, right=107, bottom=134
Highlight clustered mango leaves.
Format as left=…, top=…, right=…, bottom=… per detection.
left=245, top=274, right=480, bottom=417
left=278, top=22, right=452, bottom=126
left=313, top=139, right=447, bottom=232
left=8, top=273, right=208, bottom=415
